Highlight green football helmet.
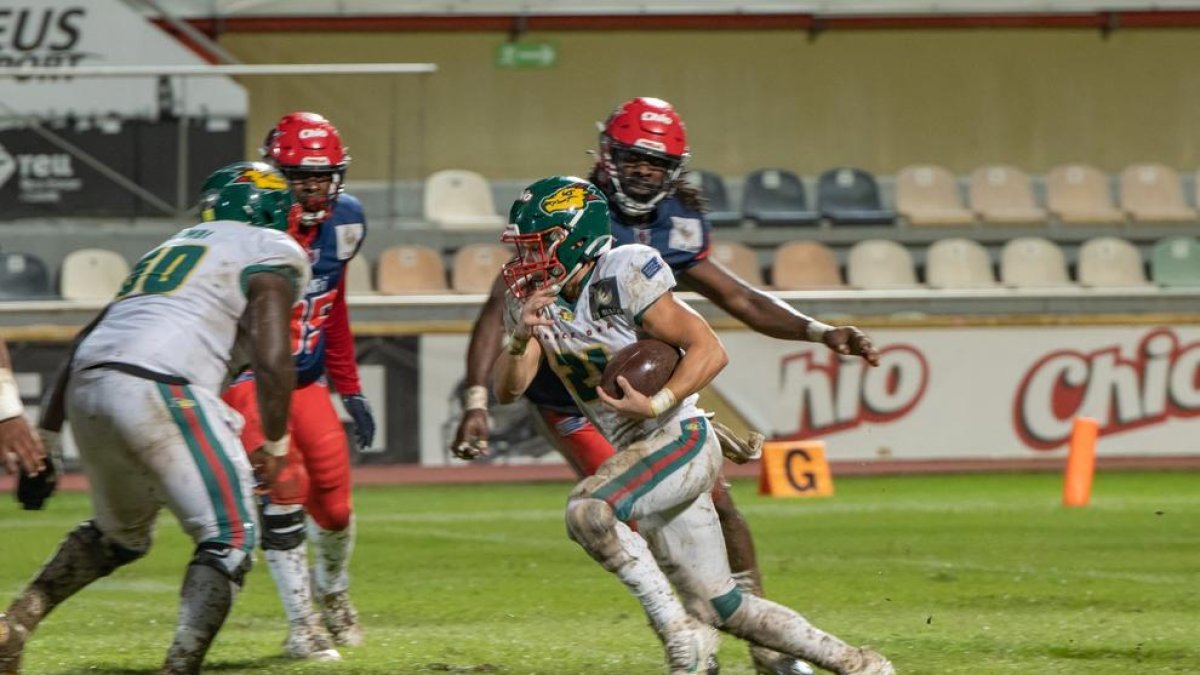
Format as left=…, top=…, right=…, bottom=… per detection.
left=502, top=176, right=612, bottom=297
left=198, top=161, right=296, bottom=231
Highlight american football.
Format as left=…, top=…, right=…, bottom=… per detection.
left=599, top=338, right=681, bottom=398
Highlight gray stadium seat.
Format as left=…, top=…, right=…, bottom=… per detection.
left=742, top=169, right=820, bottom=227
left=0, top=252, right=53, bottom=300
left=685, top=169, right=741, bottom=228
left=817, top=168, right=895, bottom=226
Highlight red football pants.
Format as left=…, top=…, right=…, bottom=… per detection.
left=537, top=408, right=730, bottom=504
left=223, top=379, right=353, bottom=532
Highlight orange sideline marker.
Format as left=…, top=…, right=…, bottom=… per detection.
left=758, top=441, right=834, bottom=498
left=1062, top=417, right=1099, bottom=507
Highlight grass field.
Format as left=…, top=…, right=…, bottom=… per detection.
left=1, top=472, right=1198, bottom=674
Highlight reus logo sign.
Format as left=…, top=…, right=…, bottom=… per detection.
left=1013, top=328, right=1200, bottom=450
left=0, top=144, right=15, bottom=189
left=776, top=344, right=929, bottom=439
left=0, top=7, right=90, bottom=75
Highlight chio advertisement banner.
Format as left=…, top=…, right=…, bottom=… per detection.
left=713, top=325, right=1200, bottom=460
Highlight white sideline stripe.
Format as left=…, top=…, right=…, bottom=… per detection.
left=882, top=557, right=1188, bottom=586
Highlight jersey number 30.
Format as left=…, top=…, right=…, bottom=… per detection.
left=117, top=245, right=206, bottom=299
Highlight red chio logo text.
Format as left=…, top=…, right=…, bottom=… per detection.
left=776, top=345, right=928, bottom=440
left=1013, top=328, right=1200, bottom=450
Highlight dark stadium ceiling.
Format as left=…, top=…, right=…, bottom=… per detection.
left=143, top=0, right=1200, bottom=17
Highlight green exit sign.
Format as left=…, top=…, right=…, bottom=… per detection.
left=496, top=42, right=557, bottom=69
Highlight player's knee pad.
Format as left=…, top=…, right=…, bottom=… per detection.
left=191, top=542, right=252, bottom=588
left=565, top=497, right=616, bottom=550
left=70, top=520, right=146, bottom=576
left=260, top=503, right=307, bottom=551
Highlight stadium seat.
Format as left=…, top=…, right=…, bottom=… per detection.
left=816, top=168, right=895, bottom=226
left=925, top=238, right=997, bottom=289
left=771, top=241, right=844, bottom=290
left=452, top=244, right=511, bottom=293
left=896, top=165, right=976, bottom=227
left=968, top=165, right=1047, bottom=226
left=1150, top=236, right=1200, bottom=287
left=1118, top=164, right=1198, bottom=224
left=1077, top=236, right=1149, bottom=287
left=846, top=240, right=919, bottom=289
left=376, top=245, right=450, bottom=294
left=741, top=169, right=820, bottom=227
left=345, top=255, right=374, bottom=295
left=685, top=169, right=741, bottom=227
left=0, top=252, right=53, bottom=300
left=1000, top=237, right=1072, bottom=288
left=1045, top=164, right=1126, bottom=225
left=709, top=241, right=765, bottom=286
left=60, top=248, right=130, bottom=301
left=423, top=169, right=506, bottom=229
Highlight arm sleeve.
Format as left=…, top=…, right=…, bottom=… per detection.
left=617, top=246, right=676, bottom=325
left=323, top=274, right=362, bottom=396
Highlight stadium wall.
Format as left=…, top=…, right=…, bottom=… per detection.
left=220, top=28, right=1200, bottom=180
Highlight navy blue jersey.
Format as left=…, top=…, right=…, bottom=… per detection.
left=292, top=194, right=367, bottom=388
left=524, top=196, right=712, bottom=411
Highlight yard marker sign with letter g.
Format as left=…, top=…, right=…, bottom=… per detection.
left=758, top=441, right=834, bottom=498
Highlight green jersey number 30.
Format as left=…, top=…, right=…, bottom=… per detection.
left=117, top=245, right=207, bottom=299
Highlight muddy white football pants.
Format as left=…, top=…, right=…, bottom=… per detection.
left=67, top=368, right=258, bottom=553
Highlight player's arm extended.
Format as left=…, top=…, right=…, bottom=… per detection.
left=640, top=291, right=729, bottom=404
left=681, top=259, right=879, bottom=365
left=0, top=338, right=43, bottom=476
left=492, top=285, right=554, bottom=404
left=465, top=275, right=509, bottom=392
left=244, top=272, right=297, bottom=447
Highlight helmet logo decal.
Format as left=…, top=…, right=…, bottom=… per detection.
left=236, top=169, right=287, bottom=190
left=632, top=139, right=667, bottom=152
left=299, top=128, right=329, bottom=139
left=540, top=185, right=598, bottom=214
left=640, top=111, right=674, bottom=125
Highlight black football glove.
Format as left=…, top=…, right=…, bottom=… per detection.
left=341, top=393, right=376, bottom=451
left=17, top=429, right=61, bottom=510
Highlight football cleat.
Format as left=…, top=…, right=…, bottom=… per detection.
left=0, top=613, right=28, bottom=675
left=662, top=616, right=720, bottom=675
left=320, top=591, right=364, bottom=647
left=283, top=617, right=341, bottom=661
left=750, top=645, right=815, bottom=675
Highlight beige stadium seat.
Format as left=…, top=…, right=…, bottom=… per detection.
left=1045, top=164, right=1126, bottom=225
left=1000, top=237, right=1072, bottom=288
left=846, top=240, right=920, bottom=289
left=376, top=245, right=449, bottom=294
left=925, top=238, right=997, bottom=289
left=344, top=255, right=374, bottom=295
left=1119, top=164, right=1198, bottom=224
left=1077, top=236, right=1149, bottom=287
left=423, top=169, right=507, bottom=229
left=968, top=165, right=1047, bottom=225
left=771, top=241, right=844, bottom=290
left=709, top=241, right=765, bottom=287
left=452, top=244, right=512, bottom=293
left=896, top=165, right=976, bottom=227
left=60, top=248, right=130, bottom=301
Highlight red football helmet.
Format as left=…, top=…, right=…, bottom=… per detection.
left=260, top=112, right=350, bottom=226
left=596, top=97, right=690, bottom=217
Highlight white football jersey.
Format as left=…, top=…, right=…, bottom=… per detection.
left=513, top=244, right=705, bottom=448
left=74, top=220, right=311, bottom=394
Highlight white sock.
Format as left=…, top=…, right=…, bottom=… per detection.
left=611, top=521, right=688, bottom=635
left=264, top=545, right=316, bottom=626
left=308, top=516, right=355, bottom=596
left=728, top=595, right=861, bottom=672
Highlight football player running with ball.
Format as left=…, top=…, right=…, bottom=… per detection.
left=222, top=112, right=373, bottom=660
left=0, top=162, right=308, bottom=675
left=494, top=176, right=894, bottom=675
left=453, top=97, right=879, bottom=675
